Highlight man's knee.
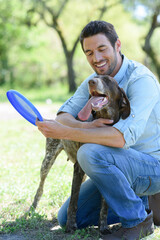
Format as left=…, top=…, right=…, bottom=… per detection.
left=77, top=144, right=90, bottom=165
left=77, top=143, right=98, bottom=170
left=77, top=144, right=115, bottom=175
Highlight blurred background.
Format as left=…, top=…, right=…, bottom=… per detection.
left=0, top=0, right=160, bottom=97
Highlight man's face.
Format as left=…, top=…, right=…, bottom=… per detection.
left=83, top=33, right=121, bottom=77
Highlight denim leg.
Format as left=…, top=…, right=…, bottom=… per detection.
left=57, top=179, right=149, bottom=229
left=57, top=178, right=120, bottom=228
left=77, top=144, right=160, bottom=228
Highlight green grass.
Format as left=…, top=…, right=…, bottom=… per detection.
left=0, top=117, right=72, bottom=224
left=0, top=85, right=100, bottom=239
left=0, top=82, right=73, bottom=103
left=0, top=85, right=160, bottom=239
left=0, top=110, right=98, bottom=239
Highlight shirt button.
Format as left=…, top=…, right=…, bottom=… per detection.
left=132, top=114, right=135, bottom=118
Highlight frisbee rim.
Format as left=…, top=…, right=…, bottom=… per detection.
left=6, top=90, right=43, bottom=126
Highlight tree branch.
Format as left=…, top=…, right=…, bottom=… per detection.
left=38, top=0, right=55, bottom=18
left=142, top=9, right=160, bottom=79
left=55, top=0, right=69, bottom=20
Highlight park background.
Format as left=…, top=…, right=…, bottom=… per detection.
left=0, top=0, right=160, bottom=239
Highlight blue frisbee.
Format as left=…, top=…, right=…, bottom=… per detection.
left=6, top=90, right=43, bottom=126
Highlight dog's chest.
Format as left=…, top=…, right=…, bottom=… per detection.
left=62, top=139, right=82, bottom=164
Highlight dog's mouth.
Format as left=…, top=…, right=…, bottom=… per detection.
left=78, top=91, right=109, bottom=121
left=90, top=91, right=109, bottom=111
left=90, top=90, right=106, bottom=97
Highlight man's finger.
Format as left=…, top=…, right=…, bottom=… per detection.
left=99, top=118, right=114, bottom=124
left=35, top=117, right=44, bottom=126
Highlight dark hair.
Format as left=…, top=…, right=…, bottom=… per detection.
left=80, top=20, right=119, bottom=50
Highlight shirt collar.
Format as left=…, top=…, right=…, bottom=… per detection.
left=114, top=55, right=129, bottom=84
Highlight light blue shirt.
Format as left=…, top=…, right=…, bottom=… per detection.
left=58, top=55, right=160, bottom=161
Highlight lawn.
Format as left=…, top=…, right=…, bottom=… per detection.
left=0, top=85, right=100, bottom=239
left=0, top=85, right=160, bottom=239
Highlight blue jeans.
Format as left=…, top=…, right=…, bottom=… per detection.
left=58, top=144, right=160, bottom=228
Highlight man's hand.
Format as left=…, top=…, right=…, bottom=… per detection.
left=81, top=118, right=113, bottom=128
left=36, top=119, right=68, bottom=139
left=36, top=118, right=113, bottom=138
left=36, top=118, right=124, bottom=148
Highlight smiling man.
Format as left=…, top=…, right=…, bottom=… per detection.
left=83, top=33, right=121, bottom=76
left=36, top=21, right=160, bottom=239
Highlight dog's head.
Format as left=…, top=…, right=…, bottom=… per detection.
left=78, top=75, right=130, bottom=124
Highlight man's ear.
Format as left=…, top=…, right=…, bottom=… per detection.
left=119, top=87, right=130, bottom=119
left=115, top=39, right=121, bottom=53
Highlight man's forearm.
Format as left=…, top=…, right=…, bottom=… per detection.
left=64, top=125, right=125, bottom=148
left=56, top=112, right=114, bottom=129
left=56, top=113, right=83, bottom=128
left=36, top=117, right=125, bottom=148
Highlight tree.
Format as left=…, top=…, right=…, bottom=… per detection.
left=142, top=6, right=160, bottom=78
left=0, top=0, right=42, bottom=88
left=0, top=0, right=20, bottom=86
left=122, top=0, right=160, bottom=80
left=24, top=0, right=119, bottom=92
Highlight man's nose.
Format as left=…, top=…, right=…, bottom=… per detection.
left=93, top=52, right=102, bottom=62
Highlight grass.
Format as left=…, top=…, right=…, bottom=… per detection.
left=0, top=84, right=160, bottom=239
left=0, top=82, right=72, bottom=103
left=0, top=84, right=100, bottom=239
left=0, top=118, right=99, bottom=239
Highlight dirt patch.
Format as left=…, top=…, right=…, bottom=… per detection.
left=0, top=217, right=101, bottom=240
left=0, top=228, right=100, bottom=240
left=0, top=233, right=27, bottom=240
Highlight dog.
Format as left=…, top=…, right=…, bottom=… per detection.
left=28, top=75, right=130, bottom=233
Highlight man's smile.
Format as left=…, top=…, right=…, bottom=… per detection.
left=95, top=61, right=107, bottom=68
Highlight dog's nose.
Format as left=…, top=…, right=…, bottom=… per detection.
left=88, top=79, right=97, bottom=86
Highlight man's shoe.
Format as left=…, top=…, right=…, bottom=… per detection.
left=102, top=209, right=154, bottom=240
left=149, top=193, right=160, bottom=226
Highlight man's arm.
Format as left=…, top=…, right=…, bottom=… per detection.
left=36, top=118, right=125, bottom=148
left=56, top=112, right=114, bottom=129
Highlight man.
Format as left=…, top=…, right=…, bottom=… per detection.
left=36, top=21, right=160, bottom=239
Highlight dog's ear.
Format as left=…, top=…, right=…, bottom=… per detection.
left=119, top=87, right=131, bottom=119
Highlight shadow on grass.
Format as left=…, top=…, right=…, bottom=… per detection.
left=0, top=213, right=100, bottom=240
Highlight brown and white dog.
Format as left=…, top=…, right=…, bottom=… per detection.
left=28, top=75, right=130, bottom=233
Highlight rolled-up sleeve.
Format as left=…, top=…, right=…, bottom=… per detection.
left=57, top=73, right=96, bottom=117
left=113, top=75, right=160, bottom=149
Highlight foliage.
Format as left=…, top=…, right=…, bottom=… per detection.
left=1, top=0, right=159, bottom=92
left=20, top=0, right=113, bottom=91
left=0, top=0, right=54, bottom=88
left=122, top=0, right=160, bottom=80
left=0, top=0, right=21, bottom=85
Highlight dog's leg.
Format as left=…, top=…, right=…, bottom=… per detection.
left=99, top=197, right=111, bottom=234
left=27, top=138, right=63, bottom=214
left=66, top=162, right=85, bottom=232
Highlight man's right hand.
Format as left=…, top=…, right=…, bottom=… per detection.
left=81, top=118, right=113, bottom=128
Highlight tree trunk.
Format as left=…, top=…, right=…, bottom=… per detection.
left=66, top=55, right=76, bottom=92
left=142, top=11, right=160, bottom=80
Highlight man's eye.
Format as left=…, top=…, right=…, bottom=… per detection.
left=86, top=52, right=92, bottom=56
left=99, top=48, right=106, bottom=52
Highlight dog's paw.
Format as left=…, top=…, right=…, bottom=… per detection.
left=99, top=225, right=111, bottom=235
left=65, top=222, right=78, bottom=233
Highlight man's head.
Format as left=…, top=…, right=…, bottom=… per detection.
left=80, top=21, right=119, bottom=50
left=79, top=21, right=122, bottom=77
